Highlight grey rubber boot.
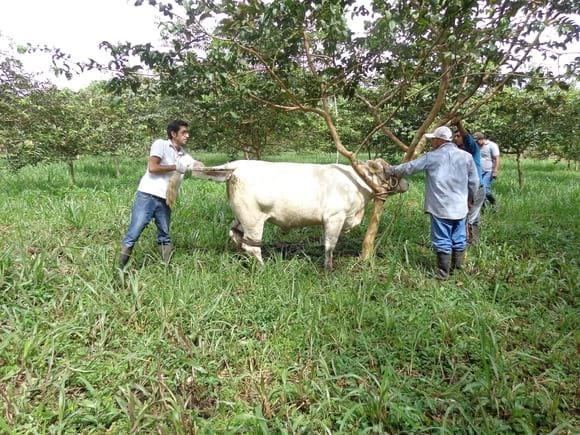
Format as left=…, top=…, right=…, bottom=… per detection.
left=436, top=252, right=452, bottom=280
left=118, top=245, right=133, bottom=270
left=157, top=243, right=174, bottom=264
left=451, top=250, right=466, bottom=272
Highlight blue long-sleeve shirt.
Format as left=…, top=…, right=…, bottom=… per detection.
left=389, top=142, right=479, bottom=220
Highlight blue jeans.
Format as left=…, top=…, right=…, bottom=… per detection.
left=430, top=215, right=467, bottom=254
left=482, top=171, right=497, bottom=205
left=482, top=171, right=493, bottom=197
left=122, top=191, right=172, bottom=248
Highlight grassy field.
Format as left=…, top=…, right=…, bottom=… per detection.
left=0, top=153, right=578, bottom=433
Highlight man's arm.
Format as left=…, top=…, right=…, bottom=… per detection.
left=455, top=119, right=468, bottom=137
left=148, top=156, right=177, bottom=173
left=455, top=120, right=477, bottom=155
left=492, top=144, right=500, bottom=177
left=147, top=139, right=179, bottom=173
left=387, top=154, right=429, bottom=177
left=492, top=156, right=500, bottom=177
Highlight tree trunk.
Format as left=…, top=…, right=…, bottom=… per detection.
left=516, top=152, right=524, bottom=189
left=361, top=198, right=385, bottom=260
left=68, top=160, right=76, bottom=184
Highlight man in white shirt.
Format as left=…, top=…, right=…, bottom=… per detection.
left=474, top=132, right=501, bottom=207
left=118, top=119, right=201, bottom=269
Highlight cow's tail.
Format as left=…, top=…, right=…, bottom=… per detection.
left=166, top=172, right=183, bottom=208
left=165, top=163, right=238, bottom=208
left=190, top=166, right=236, bottom=182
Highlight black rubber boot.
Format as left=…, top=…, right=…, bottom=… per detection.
left=436, top=252, right=452, bottom=280
left=451, top=250, right=466, bottom=272
left=118, top=245, right=132, bottom=270
left=158, top=243, right=174, bottom=264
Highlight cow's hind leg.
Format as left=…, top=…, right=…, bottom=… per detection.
left=229, top=219, right=244, bottom=250
left=238, top=216, right=266, bottom=265
left=323, top=213, right=346, bottom=270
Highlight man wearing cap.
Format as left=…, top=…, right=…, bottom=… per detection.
left=474, top=132, right=501, bottom=207
left=384, top=126, right=479, bottom=279
left=454, top=121, right=485, bottom=245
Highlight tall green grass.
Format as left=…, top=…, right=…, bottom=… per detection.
left=0, top=154, right=578, bottom=433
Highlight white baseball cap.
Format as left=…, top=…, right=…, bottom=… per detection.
left=425, top=126, right=452, bottom=141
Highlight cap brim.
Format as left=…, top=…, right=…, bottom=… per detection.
left=425, top=133, right=436, bottom=139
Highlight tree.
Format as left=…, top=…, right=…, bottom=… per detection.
left=0, top=52, right=92, bottom=182
left=0, top=50, right=53, bottom=169
left=33, top=88, right=94, bottom=183
left=473, top=82, right=579, bottom=187
left=81, top=82, right=158, bottom=176
left=534, top=86, right=579, bottom=168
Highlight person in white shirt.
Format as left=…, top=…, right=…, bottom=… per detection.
left=118, top=120, right=202, bottom=269
left=474, top=132, right=501, bottom=207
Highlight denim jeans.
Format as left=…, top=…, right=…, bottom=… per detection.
left=430, top=214, right=467, bottom=254
left=122, top=191, right=172, bottom=248
left=481, top=171, right=497, bottom=205
left=482, top=171, right=494, bottom=196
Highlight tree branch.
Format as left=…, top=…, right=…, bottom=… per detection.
left=403, top=62, right=451, bottom=162
left=356, top=92, right=409, bottom=152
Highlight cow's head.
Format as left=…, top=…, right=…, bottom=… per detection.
left=361, top=159, right=409, bottom=195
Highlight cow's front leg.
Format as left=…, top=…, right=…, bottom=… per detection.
left=323, top=213, right=345, bottom=270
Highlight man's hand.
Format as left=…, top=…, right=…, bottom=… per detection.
left=492, top=171, right=498, bottom=180
left=176, top=154, right=195, bottom=174
left=383, top=165, right=394, bottom=177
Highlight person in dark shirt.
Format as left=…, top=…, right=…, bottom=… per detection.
left=454, top=120, right=485, bottom=245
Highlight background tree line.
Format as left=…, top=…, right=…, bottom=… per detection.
left=1, top=0, right=578, bottom=201
left=1, top=47, right=577, bottom=180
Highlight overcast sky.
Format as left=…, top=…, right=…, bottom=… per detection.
left=1, top=1, right=578, bottom=91
left=0, top=0, right=164, bottom=90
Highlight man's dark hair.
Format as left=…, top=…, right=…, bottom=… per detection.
left=167, top=120, right=188, bottom=139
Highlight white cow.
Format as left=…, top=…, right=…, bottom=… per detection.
left=186, top=160, right=408, bottom=269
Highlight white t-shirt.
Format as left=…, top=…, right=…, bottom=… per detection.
left=137, top=139, right=184, bottom=199
left=480, top=140, right=500, bottom=172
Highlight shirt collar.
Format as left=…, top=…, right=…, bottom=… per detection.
left=169, top=140, right=184, bottom=156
